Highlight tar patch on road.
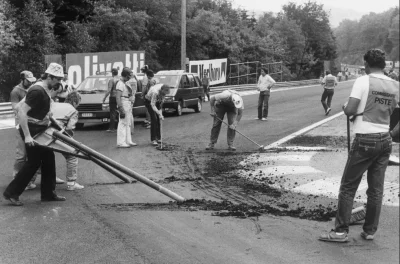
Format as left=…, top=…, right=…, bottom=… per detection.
left=285, top=135, right=348, bottom=148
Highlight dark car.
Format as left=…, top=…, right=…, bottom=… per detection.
left=154, top=70, right=204, bottom=116
left=75, top=73, right=145, bottom=128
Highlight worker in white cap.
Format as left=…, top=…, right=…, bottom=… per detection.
left=206, top=90, right=244, bottom=151
left=3, top=63, right=66, bottom=206
left=360, top=66, right=366, bottom=76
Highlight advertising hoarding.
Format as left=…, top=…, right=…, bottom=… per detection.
left=66, top=50, right=145, bottom=86
left=189, top=58, right=227, bottom=86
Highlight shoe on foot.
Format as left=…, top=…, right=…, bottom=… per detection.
left=228, top=146, right=237, bottom=151
left=254, top=117, right=261, bottom=120
left=56, top=177, right=65, bottom=184
left=146, top=125, right=151, bottom=129
left=25, top=183, right=37, bottom=190
left=106, top=129, right=116, bottom=133
left=205, top=143, right=214, bottom=150
left=67, top=182, right=84, bottom=191
left=318, top=230, right=348, bottom=243
left=261, top=118, right=267, bottom=121
left=325, top=108, right=331, bottom=116
left=152, top=140, right=158, bottom=146
left=129, top=142, right=137, bottom=146
left=41, top=195, right=66, bottom=202
left=3, top=194, right=23, bottom=206
left=117, top=144, right=131, bottom=148
left=360, top=231, right=374, bottom=240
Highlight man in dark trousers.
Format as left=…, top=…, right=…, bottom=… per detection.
left=319, top=49, right=399, bottom=242
left=206, top=90, right=244, bottom=151
left=3, top=63, right=66, bottom=206
left=320, top=70, right=338, bottom=115
left=103, top=68, right=119, bottom=132
left=202, top=70, right=210, bottom=101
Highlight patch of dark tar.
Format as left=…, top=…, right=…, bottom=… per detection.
left=284, top=135, right=348, bottom=148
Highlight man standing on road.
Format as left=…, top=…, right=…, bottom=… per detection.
left=337, top=71, right=342, bottom=82
left=256, top=68, right=275, bottom=121
left=320, top=70, right=338, bottom=116
left=10, top=70, right=41, bottom=190
left=3, top=63, right=66, bottom=206
left=202, top=70, right=210, bottom=102
left=206, top=90, right=244, bottom=151
left=103, top=68, right=119, bottom=132
left=319, top=49, right=399, bottom=243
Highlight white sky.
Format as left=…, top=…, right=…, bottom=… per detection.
left=232, top=0, right=399, bottom=15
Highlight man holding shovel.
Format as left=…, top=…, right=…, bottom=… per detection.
left=206, top=90, right=244, bottom=151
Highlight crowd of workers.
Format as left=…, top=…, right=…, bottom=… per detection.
left=2, top=49, right=400, bottom=247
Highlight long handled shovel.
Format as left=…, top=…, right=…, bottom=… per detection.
left=214, top=115, right=264, bottom=150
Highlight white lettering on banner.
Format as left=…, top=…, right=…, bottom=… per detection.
left=189, top=59, right=227, bottom=86
left=67, top=51, right=145, bottom=86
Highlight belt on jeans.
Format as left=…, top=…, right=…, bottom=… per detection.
left=356, top=132, right=390, bottom=138
left=121, top=96, right=131, bottom=98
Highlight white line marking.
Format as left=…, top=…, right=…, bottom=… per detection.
left=264, top=112, right=344, bottom=149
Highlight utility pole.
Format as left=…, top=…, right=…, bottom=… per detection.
left=181, top=0, right=186, bottom=71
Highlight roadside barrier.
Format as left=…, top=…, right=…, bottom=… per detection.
left=0, top=78, right=348, bottom=118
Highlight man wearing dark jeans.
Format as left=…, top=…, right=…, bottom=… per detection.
left=256, top=68, right=275, bottom=121
left=144, top=84, right=170, bottom=146
left=320, top=70, right=337, bottom=115
left=3, top=63, right=66, bottom=206
left=103, top=68, right=119, bottom=132
left=319, top=49, right=399, bottom=243
left=202, top=71, right=210, bottom=101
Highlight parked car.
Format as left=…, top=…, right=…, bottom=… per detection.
left=155, top=70, right=204, bottom=116
left=75, top=72, right=145, bottom=128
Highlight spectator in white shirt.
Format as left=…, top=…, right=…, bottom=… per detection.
left=256, top=68, right=275, bottom=121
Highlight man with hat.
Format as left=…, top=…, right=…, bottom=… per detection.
left=206, top=90, right=244, bottom=151
left=3, top=63, right=66, bottom=206
left=10, top=70, right=38, bottom=188
left=103, top=68, right=120, bottom=132
left=360, top=66, right=366, bottom=76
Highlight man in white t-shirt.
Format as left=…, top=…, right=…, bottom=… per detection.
left=320, top=70, right=338, bottom=115
left=256, top=68, right=275, bottom=121
left=319, top=49, right=399, bottom=243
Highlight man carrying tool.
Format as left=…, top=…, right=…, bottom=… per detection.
left=206, top=90, right=244, bottom=151
left=3, top=63, right=66, bottom=206
left=319, top=49, right=399, bottom=243
left=320, top=70, right=338, bottom=115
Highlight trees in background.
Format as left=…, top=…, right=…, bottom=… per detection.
left=0, top=0, right=342, bottom=100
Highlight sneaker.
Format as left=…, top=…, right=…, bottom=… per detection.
left=228, top=146, right=237, bottom=151
left=146, top=125, right=151, bottom=129
left=3, top=194, right=23, bottom=206
left=117, top=144, right=131, bottom=148
left=325, top=108, right=331, bottom=116
left=25, top=183, right=37, bottom=190
left=152, top=140, right=158, bottom=146
left=261, top=118, right=267, bottom=121
left=360, top=231, right=374, bottom=240
left=106, top=129, right=116, bottom=133
left=129, top=142, right=137, bottom=146
left=254, top=117, right=261, bottom=120
left=205, top=143, right=214, bottom=150
left=318, top=230, right=348, bottom=243
left=56, top=177, right=65, bottom=184
left=67, top=182, right=84, bottom=191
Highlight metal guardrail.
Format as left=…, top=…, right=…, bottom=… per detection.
left=0, top=79, right=321, bottom=118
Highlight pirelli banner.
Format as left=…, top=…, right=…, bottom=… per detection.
left=189, top=59, right=227, bottom=86
left=66, top=51, right=145, bottom=86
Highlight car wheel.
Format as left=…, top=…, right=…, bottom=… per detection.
left=176, top=101, right=183, bottom=116
left=194, top=98, right=202, bottom=113
left=76, top=123, right=84, bottom=129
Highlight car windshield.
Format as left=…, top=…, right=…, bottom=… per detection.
left=77, top=77, right=109, bottom=93
left=154, top=75, right=179, bottom=88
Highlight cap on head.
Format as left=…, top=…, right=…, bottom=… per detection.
left=121, top=67, right=133, bottom=78
left=45, top=63, right=64, bottom=78
left=361, top=66, right=365, bottom=70
left=231, top=94, right=243, bottom=109
left=20, top=71, right=37, bottom=82
left=111, top=68, right=118, bottom=75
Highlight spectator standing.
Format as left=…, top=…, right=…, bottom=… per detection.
left=345, top=71, right=349, bottom=81
left=202, top=70, right=211, bottom=101
left=320, top=70, right=338, bottom=115
left=3, top=63, right=66, bottom=206
left=144, top=84, right=170, bottom=146
left=57, top=74, right=73, bottom=102
left=206, top=90, right=244, bottom=151
left=319, top=49, right=399, bottom=242
left=388, top=69, right=398, bottom=81
left=103, top=68, right=119, bottom=132
left=116, top=67, right=136, bottom=148
left=337, top=71, right=342, bottom=82
left=140, top=65, right=151, bottom=127
left=360, top=66, right=366, bottom=76
left=256, top=68, right=275, bottom=121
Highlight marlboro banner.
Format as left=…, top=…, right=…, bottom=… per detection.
left=66, top=50, right=145, bottom=86
left=189, top=59, right=227, bottom=86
